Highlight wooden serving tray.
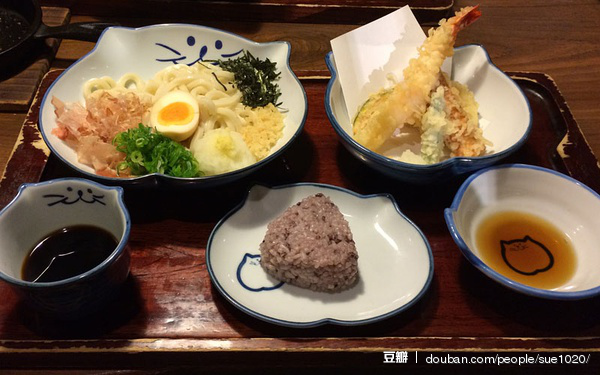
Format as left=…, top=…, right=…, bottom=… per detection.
left=0, top=69, right=599, bottom=372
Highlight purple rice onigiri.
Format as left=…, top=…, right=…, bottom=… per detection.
left=259, top=193, right=359, bottom=292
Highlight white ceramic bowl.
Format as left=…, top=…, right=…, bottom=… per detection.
left=445, top=164, right=600, bottom=299
left=325, top=44, right=532, bottom=183
left=207, top=183, right=433, bottom=327
left=39, top=24, right=307, bottom=188
left=0, top=178, right=131, bottom=317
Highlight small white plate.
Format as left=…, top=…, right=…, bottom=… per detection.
left=206, top=183, right=433, bottom=327
left=445, top=164, right=600, bottom=300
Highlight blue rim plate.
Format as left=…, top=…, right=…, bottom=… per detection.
left=38, top=24, right=307, bottom=188
left=445, top=163, right=600, bottom=300
left=206, top=182, right=434, bottom=327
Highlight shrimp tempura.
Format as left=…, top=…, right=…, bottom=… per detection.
left=353, top=6, right=481, bottom=151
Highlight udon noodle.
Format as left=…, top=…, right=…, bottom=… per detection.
left=83, top=62, right=255, bottom=136
left=53, top=61, right=284, bottom=177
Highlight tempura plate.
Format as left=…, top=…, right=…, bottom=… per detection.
left=325, top=44, right=532, bottom=183
left=206, top=183, right=433, bottom=327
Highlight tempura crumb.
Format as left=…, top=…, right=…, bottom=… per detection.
left=240, top=103, right=284, bottom=160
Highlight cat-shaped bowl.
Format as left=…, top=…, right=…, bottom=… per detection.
left=38, top=24, right=307, bottom=188
left=325, top=45, right=532, bottom=184
left=0, top=178, right=131, bottom=317
left=444, top=164, right=600, bottom=299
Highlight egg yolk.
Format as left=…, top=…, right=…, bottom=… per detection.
left=158, top=102, right=194, bottom=126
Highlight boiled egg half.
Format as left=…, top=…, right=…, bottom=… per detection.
left=149, top=91, right=200, bottom=142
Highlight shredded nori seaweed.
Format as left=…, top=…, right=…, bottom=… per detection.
left=216, top=51, right=282, bottom=108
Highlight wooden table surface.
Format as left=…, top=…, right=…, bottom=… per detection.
left=1, top=0, right=599, bottom=372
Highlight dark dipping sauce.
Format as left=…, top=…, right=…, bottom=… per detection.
left=21, top=225, right=118, bottom=283
left=0, top=8, right=30, bottom=52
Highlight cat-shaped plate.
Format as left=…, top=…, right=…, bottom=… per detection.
left=206, top=183, right=433, bottom=327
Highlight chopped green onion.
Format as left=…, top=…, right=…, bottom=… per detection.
left=113, top=124, right=203, bottom=178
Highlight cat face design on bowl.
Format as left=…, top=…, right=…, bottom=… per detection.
left=155, top=36, right=243, bottom=66
left=501, top=235, right=554, bottom=276
left=42, top=186, right=106, bottom=206
left=237, top=253, right=284, bottom=292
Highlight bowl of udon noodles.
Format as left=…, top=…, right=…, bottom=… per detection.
left=39, top=24, right=307, bottom=188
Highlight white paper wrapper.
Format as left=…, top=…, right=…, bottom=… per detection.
left=330, top=6, right=451, bottom=121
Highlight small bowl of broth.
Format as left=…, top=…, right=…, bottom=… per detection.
left=0, top=178, right=130, bottom=317
left=444, top=164, right=600, bottom=299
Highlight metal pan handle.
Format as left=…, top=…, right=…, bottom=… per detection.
left=34, top=22, right=117, bottom=42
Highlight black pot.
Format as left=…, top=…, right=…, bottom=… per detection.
left=0, top=0, right=115, bottom=74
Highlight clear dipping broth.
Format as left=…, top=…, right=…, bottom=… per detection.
left=21, top=225, right=118, bottom=283
left=475, top=211, right=576, bottom=289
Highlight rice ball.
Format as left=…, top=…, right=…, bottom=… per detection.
left=259, top=193, right=359, bottom=292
